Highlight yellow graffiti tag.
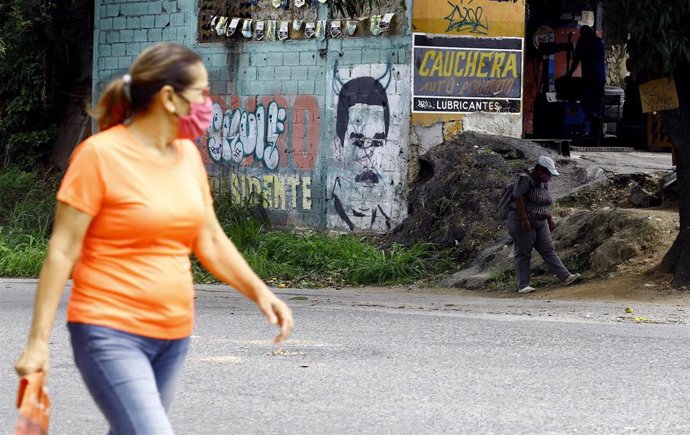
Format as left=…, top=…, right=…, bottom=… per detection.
left=211, top=174, right=312, bottom=210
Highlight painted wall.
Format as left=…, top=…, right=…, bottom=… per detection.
left=92, top=0, right=411, bottom=232
left=411, top=0, right=526, bottom=151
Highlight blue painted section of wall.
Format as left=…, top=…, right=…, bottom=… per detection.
left=93, top=0, right=412, bottom=231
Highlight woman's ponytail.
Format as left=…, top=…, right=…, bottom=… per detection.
left=91, top=75, right=132, bottom=131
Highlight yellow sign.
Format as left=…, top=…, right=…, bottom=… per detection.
left=413, top=0, right=525, bottom=38
left=639, top=78, right=680, bottom=113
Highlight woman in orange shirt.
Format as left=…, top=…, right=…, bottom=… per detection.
left=15, top=43, right=293, bottom=434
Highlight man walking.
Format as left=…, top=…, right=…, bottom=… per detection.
left=566, top=25, right=606, bottom=138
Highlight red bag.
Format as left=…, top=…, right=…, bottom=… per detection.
left=14, top=372, right=50, bottom=435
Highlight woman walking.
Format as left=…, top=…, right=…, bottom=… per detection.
left=507, top=156, right=581, bottom=293
left=15, top=42, right=293, bottom=434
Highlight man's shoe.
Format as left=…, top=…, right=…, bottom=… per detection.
left=564, top=273, right=581, bottom=286
left=518, top=285, right=536, bottom=293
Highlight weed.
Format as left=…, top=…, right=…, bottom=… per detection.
left=0, top=229, right=47, bottom=277
left=531, top=275, right=560, bottom=287
left=487, top=269, right=515, bottom=291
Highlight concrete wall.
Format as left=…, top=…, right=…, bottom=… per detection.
left=93, top=0, right=411, bottom=232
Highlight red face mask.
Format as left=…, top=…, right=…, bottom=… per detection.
left=176, top=97, right=213, bottom=140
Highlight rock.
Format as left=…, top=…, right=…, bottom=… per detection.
left=589, top=238, right=640, bottom=274
left=628, top=183, right=662, bottom=208
left=661, top=170, right=677, bottom=195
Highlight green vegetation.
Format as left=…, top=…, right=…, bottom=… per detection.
left=0, top=0, right=92, bottom=170
left=1, top=168, right=454, bottom=286
left=0, top=168, right=57, bottom=276
left=487, top=269, right=515, bottom=291
left=193, top=193, right=454, bottom=286
left=1, top=1, right=57, bottom=169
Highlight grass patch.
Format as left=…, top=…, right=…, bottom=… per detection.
left=194, top=230, right=453, bottom=286
left=0, top=167, right=56, bottom=277
left=487, top=269, right=515, bottom=291
left=0, top=230, right=48, bottom=277
left=2, top=168, right=454, bottom=286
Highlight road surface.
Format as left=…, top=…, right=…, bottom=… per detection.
left=2, top=279, right=690, bottom=434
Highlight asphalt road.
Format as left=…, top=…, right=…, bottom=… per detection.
left=2, top=279, right=690, bottom=434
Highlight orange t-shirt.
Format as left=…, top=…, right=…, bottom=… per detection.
left=57, top=124, right=212, bottom=339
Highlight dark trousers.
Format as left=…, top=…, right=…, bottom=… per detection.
left=507, top=211, right=571, bottom=289
left=582, top=79, right=605, bottom=136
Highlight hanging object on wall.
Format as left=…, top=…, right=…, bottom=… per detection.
left=345, top=19, right=358, bottom=36
left=379, top=13, right=394, bottom=32
left=226, top=18, right=241, bottom=36
left=209, top=15, right=219, bottom=30
left=202, top=14, right=214, bottom=31
left=305, top=21, right=316, bottom=38
left=316, top=19, right=326, bottom=40
left=369, top=15, right=382, bottom=36
left=255, top=20, right=265, bottom=40
left=266, top=20, right=276, bottom=40
left=330, top=20, right=342, bottom=38
left=242, top=19, right=253, bottom=38
left=293, top=19, right=304, bottom=31
left=295, top=0, right=306, bottom=7
left=279, top=21, right=289, bottom=40
left=579, top=10, right=595, bottom=26
left=215, top=16, right=228, bottom=35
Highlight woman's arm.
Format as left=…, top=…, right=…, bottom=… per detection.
left=514, top=196, right=531, bottom=231
left=15, top=202, right=93, bottom=377
left=193, top=203, right=293, bottom=343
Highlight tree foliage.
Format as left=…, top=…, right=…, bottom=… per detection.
left=605, top=0, right=690, bottom=285
left=605, top=0, right=690, bottom=80
left=0, top=0, right=56, bottom=169
left=0, top=0, right=91, bottom=170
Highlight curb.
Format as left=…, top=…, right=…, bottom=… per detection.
left=570, top=146, right=634, bottom=152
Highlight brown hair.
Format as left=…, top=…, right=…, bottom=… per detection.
left=93, top=43, right=202, bottom=131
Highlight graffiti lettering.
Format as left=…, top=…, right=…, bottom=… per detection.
left=418, top=50, right=518, bottom=79
left=208, top=101, right=285, bottom=169
left=209, top=173, right=312, bottom=210
left=444, top=2, right=489, bottom=35
left=203, top=95, right=319, bottom=171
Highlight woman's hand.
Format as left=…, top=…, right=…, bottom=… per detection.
left=520, top=218, right=531, bottom=231
left=194, top=204, right=295, bottom=343
left=15, top=341, right=49, bottom=378
left=548, top=217, right=556, bottom=232
left=255, top=288, right=294, bottom=344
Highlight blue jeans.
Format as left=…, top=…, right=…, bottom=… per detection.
left=68, top=323, right=190, bottom=435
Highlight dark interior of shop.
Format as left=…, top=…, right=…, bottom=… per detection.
left=523, top=0, right=667, bottom=153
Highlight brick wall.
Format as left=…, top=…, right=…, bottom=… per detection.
left=93, top=0, right=412, bottom=232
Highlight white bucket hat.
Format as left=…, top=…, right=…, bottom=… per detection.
left=538, top=155, right=559, bottom=176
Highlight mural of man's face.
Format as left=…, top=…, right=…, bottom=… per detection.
left=345, top=103, right=387, bottom=186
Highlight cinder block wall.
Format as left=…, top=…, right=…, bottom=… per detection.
left=93, top=0, right=411, bottom=232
